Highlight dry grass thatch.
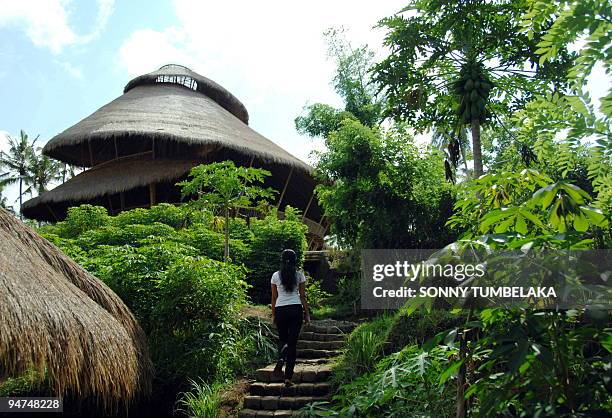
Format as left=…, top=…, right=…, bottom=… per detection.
left=22, top=157, right=199, bottom=211
left=124, top=64, right=249, bottom=124
left=42, top=65, right=312, bottom=174
left=0, top=208, right=152, bottom=408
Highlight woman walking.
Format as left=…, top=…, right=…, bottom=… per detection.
left=271, top=249, right=311, bottom=387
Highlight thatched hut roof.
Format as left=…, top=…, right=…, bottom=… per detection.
left=124, top=64, right=249, bottom=124
left=22, top=157, right=199, bottom=215
left=42, top=64, right=312, bottom=173
left=0, top=208, right=152, bottom=406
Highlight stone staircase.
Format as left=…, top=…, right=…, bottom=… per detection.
left=239, top=320, right=356, bottom=418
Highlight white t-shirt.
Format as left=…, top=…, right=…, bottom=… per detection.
left=271, top=270, right=306, bottom=307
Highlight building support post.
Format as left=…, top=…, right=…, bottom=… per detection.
left=120, top=192, right=125, bottom=211
left=277, top=167, right=294, bottom=209
left=114, top=137, right=119, bottom=160
left=88, top=142, right=94, bottom=166
left=302, top=190, right=315, bottom=221
left=45, top=203, right=59, bottom=222
left=149, top=183, right=156, bottom=207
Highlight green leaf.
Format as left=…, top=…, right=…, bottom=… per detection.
left=532, top=185, right=557, bottom=209
left=515, top=215, right=528, bottom=234
left=573, top=214, right=589, bottom=231
left=580, top=206, right=607, bottom=226
left=438, top=359, right=464, bottom=386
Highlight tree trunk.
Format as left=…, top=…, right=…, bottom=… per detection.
left=18, top=177, right=23, bottom=220
left=470, top=118, right=483, bottom=177
left=456, top=332, right=468, bottom=418
left=224, top=207, right=230, bottom=262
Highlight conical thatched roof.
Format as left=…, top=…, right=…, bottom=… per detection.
left=0, top=208, right=152, bottom=407
left=42, top=64, right=312, bottom=173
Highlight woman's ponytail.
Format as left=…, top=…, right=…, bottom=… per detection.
left=279, top=249, right=297, bottom=292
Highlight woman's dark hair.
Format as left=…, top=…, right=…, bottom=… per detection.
left=279, top=249, right=298, bottom=292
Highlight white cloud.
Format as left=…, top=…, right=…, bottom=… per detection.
left=117, top=0, right=405, bottom=162
left=0, top=0, right=115, bottom=54
left=55, top=59, right=83, bottom=79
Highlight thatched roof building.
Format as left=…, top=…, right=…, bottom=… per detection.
left=0, top=208, right=152, bottom=407
left=23, top=64, right=326, bottom=247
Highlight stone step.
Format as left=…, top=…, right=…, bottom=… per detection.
left=244, top=395, right=331, bottom=410
left=295, top=358, right=332, bottom=365
left=302, top=323, right=355, bottom=334
left=250, top=382, right=331, bottom=397
left=239, top=408, right=295, bottom=417
left=256, top=363, right=332, bottom=383
left=299, top=331, right=346, bottom=342
left=297, top=340, right=344, bottom=350
left=296, top=348, right=340, bottom=359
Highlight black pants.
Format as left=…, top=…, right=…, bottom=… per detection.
left=275, top=303, right=303, bottom=380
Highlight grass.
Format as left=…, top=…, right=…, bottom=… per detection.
left=0, top=369, right=42, bottom=396
left=176, top=379, right=223, bottom=418
left=331, top=314, right=395, bottom=386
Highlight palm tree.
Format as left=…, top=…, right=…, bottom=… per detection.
left=0, top=131, right=37, bottom=219
left=28, top=149, right=62, bottom=195
left=60, top=163, right=77, bottom=183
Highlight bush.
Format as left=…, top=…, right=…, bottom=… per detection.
left=178, top=224, right=249, bottom=265
left=247, top=211, right=307, bottom=302
left=151, top=257, right=248, bottom=380
left=228, top=218, right=255, bottom=243
left=76, top=222, right=177, bottom=249
left=306, top=345, right=457, bottom=417
left=332, top=315, right=395, bottom=385
left=305, top=279, right=331, bottom=310
left=59, top=205, right=109, bottom=238
left=386, top=309, right=465, bottom=353
left=113, top=203, right=187, bottom=229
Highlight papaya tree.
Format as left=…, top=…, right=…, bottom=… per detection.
left=373, top=0, right=574, bottom=177
left=178, top=161, right=275, bottom=261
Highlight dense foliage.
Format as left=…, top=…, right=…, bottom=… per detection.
left=314, top=120, right=457, bottom=249
left=293, top=1, right=611, bottom=417
left=39, top=202, right=306, bottom=386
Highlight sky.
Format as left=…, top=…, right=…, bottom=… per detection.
left=0, top=0, right=406, bottom=211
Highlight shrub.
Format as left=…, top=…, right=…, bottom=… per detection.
left=308, top=345, right=457, bottom=417
left=332, top=315, right=395, bottom=385
left=247, top=211, right=307, bottom=302
left=58, top=205, right=109, bottom=238
left=113, top=203, right=187, bottom=229
left=178, top=225, right=249, bottom=265
left=151, top=257, right=248, bottom=380
left=386, top=309, right=465, bottom=353
left=76, top=222, right=177, bottom=249
left=306, top=279, right=331, bottom=310
left=228, top=218, right=255, bottom=243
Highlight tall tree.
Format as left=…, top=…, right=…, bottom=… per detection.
left=295, top=28, right=383, bottom=136
left=0, top=131, right=36, bottom=219
left=373, top=0, right=574, bottom=177
left=179, top=161, right=275, bottom=261
left=60, top=163, right=77, bottom=183
left=28, top=149, right=62, bottom=195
